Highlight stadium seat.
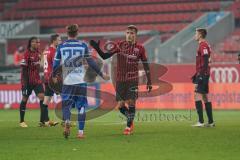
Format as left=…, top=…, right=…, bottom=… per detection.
left=1, top=0, right=226, bottom=36
left=1, top=0, right=238, bottom=58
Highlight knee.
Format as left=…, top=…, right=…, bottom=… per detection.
left=22, top=97, right=28, bottom=103
left=202, top=95, right=209, bottom=103
left=117, top=101, right=125, bottom=109
left=127, top=99, right=135, bottom=106
left=78, top=107, right=85, bottom=115
left=38, top=94, right=44, bottom=101
left=43, top=97, right=50, bottom=105
left=194, top=93, right=201, bottom=101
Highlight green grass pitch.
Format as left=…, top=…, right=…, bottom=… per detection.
left=0, top=109, right=239, bottom=160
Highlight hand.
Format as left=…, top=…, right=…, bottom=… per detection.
left=192, top=73, right=203, bottom=84
left=147, top=81, right=152, bottom=93
left=90, top=40, right=100, bottom=49
left=191, top=73, right=197, bottom=84
left=52, top=77, right=58, bottom=84
left=197, top=74, right=203, bottom=81
left=55, top=91, right=60, bottom=95
left=102, top=74, right=110, bottom=81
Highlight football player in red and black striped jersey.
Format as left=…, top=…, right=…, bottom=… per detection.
left=191, top=28, right=214, bottom=127
left=41, top=34, right=62, bottom=127
left=19, top=37, right=45, bottom=128
left=90, top=25, right=152, bottom=135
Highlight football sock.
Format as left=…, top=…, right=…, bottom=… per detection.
left=195, top=101, right=204, bottom=123
left=127, top=106, right=135, bottom=128
left=40, top=100, right=45, bottom=123
left=78, top=107, right=86, bottom=131
left=205, top=102, right=214, bottom=124
left=119, top=105, right=129, bottom=117
left=62, top=101, right=71, bottom=122
left=78, top=130, right=84, bottom=135
left=42, top=104, right=49, bottom=122
left=20, top=101, right=27, bottom=123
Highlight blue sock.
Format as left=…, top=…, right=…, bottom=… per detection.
left=63, top=101, right=71, bottom=122
left=61, top=105, right=64, bottom=121
left=78, top=107, right=86, bottom=131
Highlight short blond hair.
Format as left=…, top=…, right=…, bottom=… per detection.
left=196, top=28, right=207, bottom=38
left=66, top=24, right=78, bottom=37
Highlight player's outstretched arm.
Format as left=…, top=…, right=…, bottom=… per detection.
left=142, top=59, right=152, bottom=92
left=86, top=57, right=110, bottom=80
left=52, top=47, right=61, bottom=83
left=89, top=40, right=115, bottom=60
left=52, top=60, right=60, bottom=83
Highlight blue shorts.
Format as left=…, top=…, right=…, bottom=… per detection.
left=61, top=83, right=88, bottom=109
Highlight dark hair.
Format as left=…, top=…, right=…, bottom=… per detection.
left=27, top=36, right=38, bottom=50
left=66, top=24, right=78, bottom=37
left=127, top=25, right=138, bottom=33
left=196, top=28, right=207, bottom=38
left=50, top=34, right=59, bottom=43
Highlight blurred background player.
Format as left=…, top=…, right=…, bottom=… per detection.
left=192, top=28, right=215, bottom=127
left=19, top=37, right=45, bottom=127
left=52, top=24, right=109, bottom=139
left=14, top=46, right=25, bottom=66
left=90, top=25, right=152, bottom=135
left=40, top=34, right=62, bottom=127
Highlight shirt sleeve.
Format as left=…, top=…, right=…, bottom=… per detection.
left=140, top=46, right=148, bottom=61
left=20, top=51, right=28, bottom=66
left=53, top=46, right=61, bottom=72
left=200, top=43, right=210, bottom=57
left=49, top=49, right=55, bottom=65
left=54, top=46, right=61, bottom=61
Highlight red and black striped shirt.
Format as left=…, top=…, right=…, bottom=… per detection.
left=196, top=41, right=211, bottom=75
left=20, top=49, right=42, bottom=86
left=43, top=46, right=56, bottom=82
left=113, top=41, right=147, bottom=82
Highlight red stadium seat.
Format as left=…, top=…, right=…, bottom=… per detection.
left=3, top=2, right=221, bottom=20
left=0, top=0, right=234, bottom=44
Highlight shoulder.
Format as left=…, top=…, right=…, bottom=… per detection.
left=117, top=40, right=126, bottom=46
left=136, top=43, right=144, bottom=49
left=199, top=41, right=210, bottom=55
left=64, top=40, right=88, bottom=47
left=23, top=50, right=29, bottom=58
left=49, top=47, right=56, bottom=54
left=57, top=43, right=64, bottom=49
left=24, top=50, right=29, bottom=55
left=200, top=41, right=210, bottom=48
left=80, top=40, right=89, bottom=48
left=47, top=47, right=56, bottom=58
left=20, top=51, right=29, bottom=65
left=136, top=43, right=145, bottom=53
left=43, top=48, right=50, bottom=55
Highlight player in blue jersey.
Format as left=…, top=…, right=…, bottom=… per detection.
left=53, top=24, right=109, bottom=139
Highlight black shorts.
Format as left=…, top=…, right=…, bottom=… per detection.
left=22, top=84, right=44, bottom=97
left=44, top=83, right=54, bottom=97
left=195, top=75, right=210, bottom=94
left=116, top=81, right=138, bottom=101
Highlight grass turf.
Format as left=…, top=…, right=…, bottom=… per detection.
left=0, top=109, right=239, bottom=160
